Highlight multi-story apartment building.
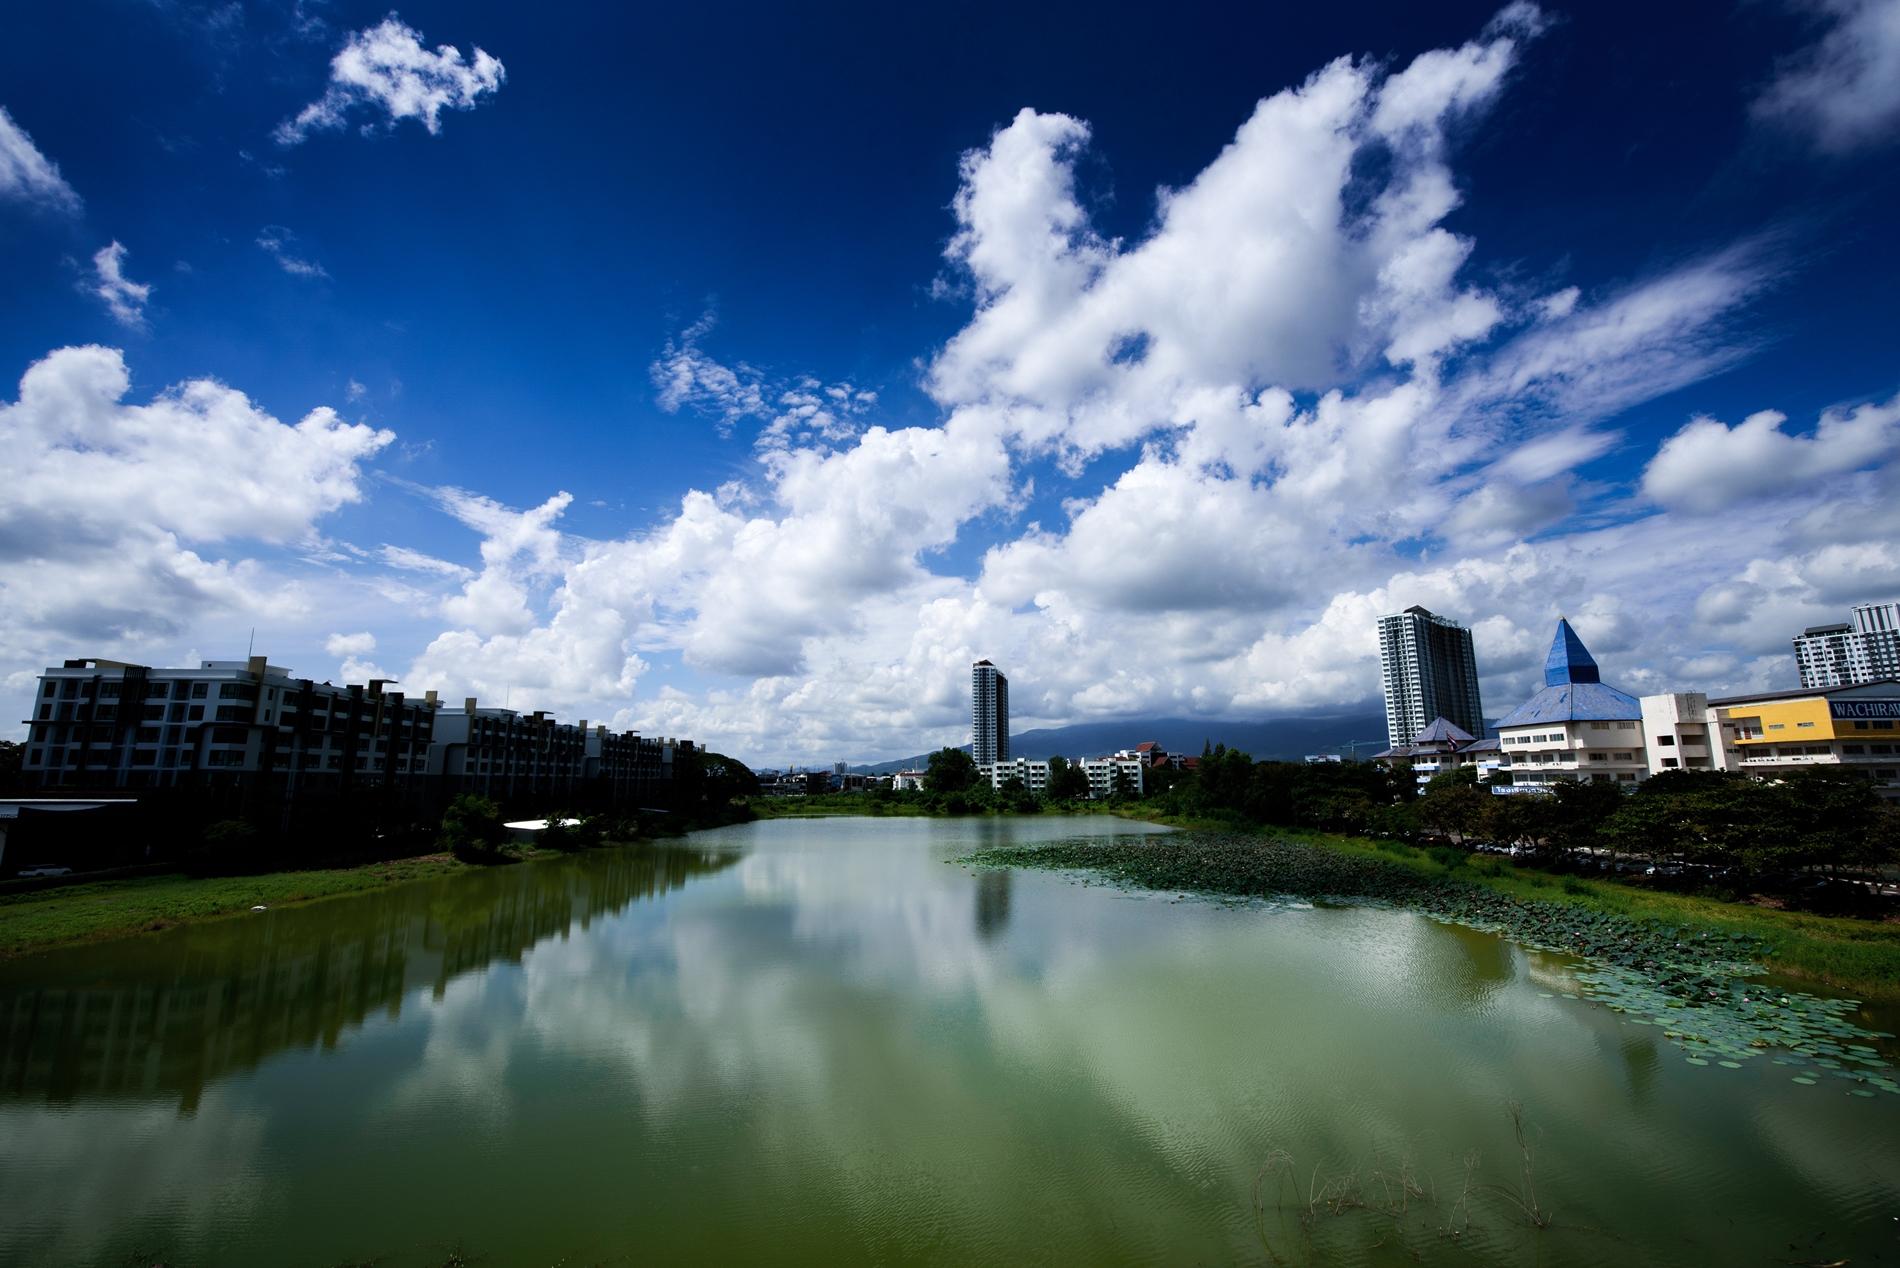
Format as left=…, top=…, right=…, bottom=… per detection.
left=972, top=659, right=1009, bottom=765
left=21, top=656, right=436, bottom=791
left=976, top=755, right=1144, bottom=799
left=1492, top=620, right=1647, bottom=790
left=980, top=756, right=1048, bottom=795
left=1377, top=606, right=1485, bottom=749
left=1708, top=682, right=1900, bottom=799
left=1793, top=600, right=1900, bottom=688
left=1080, top=755, right=1145, bottom=799
left=20, top=655, right=690, bottom=808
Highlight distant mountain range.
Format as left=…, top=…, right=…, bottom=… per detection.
left=849, top=711, right=1389, bottom=774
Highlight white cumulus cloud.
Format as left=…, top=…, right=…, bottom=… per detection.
left=275, top=16, right=506, bottom=146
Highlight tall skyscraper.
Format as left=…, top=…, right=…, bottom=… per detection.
left=1377, top=605, right=1484, bottom=748
left=972, top=659, right=1009, bottom=765
left=1793, top=600, right=1900, bottom=687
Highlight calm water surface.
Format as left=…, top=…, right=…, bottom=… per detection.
left=0, top=816, right=1895, bottom=1266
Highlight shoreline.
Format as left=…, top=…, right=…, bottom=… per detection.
left=964, top=824, right=1900, bottom=1005
left=0, top=839, right=656, bottom=961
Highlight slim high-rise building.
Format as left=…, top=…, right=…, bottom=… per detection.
left=1793, top=600, right=1900, bottom=688
left=1377, top=606, right=1484, bottom=748
left=972, top=659, right=1009, bottom=765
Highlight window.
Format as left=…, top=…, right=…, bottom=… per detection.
left=1616, top=721, right=1637, bottom=730
left=191, top=683, right=208, bottom=699
left=1844, top=745, right=1865, bottom=755
left=1656, top=735, right=1675, bottom=746
left=1661, top=757, right=1679, bottom=768
left=187, top=705, right=205, bottom=722
left=1618, top=772, right=1637, bottom=782
left=99, top=682, right=122, bottom=698
left=1768, top=723, right=1785, bottom=730
left=1797, top=721, right=1815, bottom=729
left=42, top=682, right=55, bottom=697
left=218, top=683, right=243, bottom=698
left=1590, top=752, right=1607, bottom=762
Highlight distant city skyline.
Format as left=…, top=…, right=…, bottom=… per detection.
left=4, top=2, right=1900, bottom=766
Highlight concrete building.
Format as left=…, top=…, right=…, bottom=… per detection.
left=1376, top=717, right=1504, bottom=787
left=972, top=659, right=1009, bottom=766
left=22, top=657, right=436, bottom=791
left=1638, top=693, right=1732, bottom=777
left=891, top=770, right=927, bottom=792
left=21, top=655, right=687, bottom=808
left=977, top=755, right=1142, bottom=799
left=1492, top=620, right=1647, bottom=791
left=1080, top=755, right=1145, bottom=799
left=1708, top=681, right=1900, bottom=800
left=1793, top=600, right=1900, bottom=688
left=1378, top=606, right=1485, bottom=749
left=980, top=756, right=1048, bottom=795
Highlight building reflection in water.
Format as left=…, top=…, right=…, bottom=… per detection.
left=974, top=868, right=1011, bottom=942
left=0, top=846, right=739, bottom=1113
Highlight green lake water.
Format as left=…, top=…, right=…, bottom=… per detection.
left=0, top=815, right=1895, bottom=1266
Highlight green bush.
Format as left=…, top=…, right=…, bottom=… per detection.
left=437, top=795, right=507, bottom=860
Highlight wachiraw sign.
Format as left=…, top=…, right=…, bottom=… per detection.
left=1829, top=699, right=1900, bottom=721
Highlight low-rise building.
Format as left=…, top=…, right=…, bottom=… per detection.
left=891, top=770, right=926, bottom=792
left=1080, top=755, right=1145, bottom=799
left=980, top=757, right=1050, bottom=795
left=1638, top=692, right=1731, bottom=777
left=1493, top=620, right=1647, bottom=792
left=1708, top=682, right=1900, bottom=799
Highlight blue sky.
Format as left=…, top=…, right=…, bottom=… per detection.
left=2, top=0, right=1898, bottom=763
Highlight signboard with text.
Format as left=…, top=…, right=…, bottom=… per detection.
left=1829, top=699, right=1900, bottom=721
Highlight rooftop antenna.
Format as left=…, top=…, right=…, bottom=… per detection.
left=247, top=627, right=255, bottom=658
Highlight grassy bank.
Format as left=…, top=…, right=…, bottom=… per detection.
left=0, top=853, right=482, bottom=959
left=1301, top=830, right=1900, bottom=1000
left=983, top=825, right=1900, bottom=1001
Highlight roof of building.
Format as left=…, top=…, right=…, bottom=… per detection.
left=1800, top=623, right=1853, bottom=636
left=1543, top=617, right=1599, bottom=685
left=1135, top=741, right=1159, bottom=752
left=1709, top=679, right=1900, bottom=707
left=1461, top=737, right=1502, bottom=752
left=1497, top=620, right=1641, bottom=727
left=1413, top=717, right=1476, bottom=744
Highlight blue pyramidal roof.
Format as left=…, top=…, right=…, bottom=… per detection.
left=1545, top=618, right=1600, bottom=686
left=1495, top=619, right=1640, bottom=728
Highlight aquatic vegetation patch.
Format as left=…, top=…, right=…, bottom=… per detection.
left=965, top=832, right=1897, bottom=1092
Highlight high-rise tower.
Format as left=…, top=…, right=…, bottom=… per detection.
left=1793, top=600, right=1900, bottom=688
left=972, top=659, right=1009, bottom=765
left=1377, top=606, right=1484, bottom=748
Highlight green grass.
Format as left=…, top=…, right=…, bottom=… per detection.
left=0, top=848, right=579, bottom=960
left=1274, top=828, right=1900, bottom=999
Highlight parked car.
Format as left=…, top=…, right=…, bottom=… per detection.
left=16, top=865, right=72, bottom=878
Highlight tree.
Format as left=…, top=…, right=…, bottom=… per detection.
left=438, top=794, right=507, bottom=859
left=925, top=747, right=978, bottom=794
left=1418, top=765, right=1488, bottom=840
left=1046, top=755, right=1090, bottom=801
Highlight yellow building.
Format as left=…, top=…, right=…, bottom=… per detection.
left=1709, top=681, right=1900, bottom=800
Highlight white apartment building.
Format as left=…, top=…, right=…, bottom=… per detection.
left=976, top=756, right=1142, bottom=799
left=980, top=757, right=1049, bottom=795
left=1081, top=755, right=1145, bottom=799
left=1793, top=600, right=1900, bottom=688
